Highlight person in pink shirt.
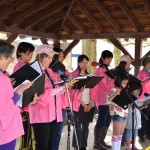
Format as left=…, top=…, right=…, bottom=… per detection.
left=90, top=50, right=114, bottom=150
left=51, top=48, right=72, bottom=150
left=0, top=40, right=33, bottom=150
left=13, top=42, right=35, bottom=150
left=137, top=56, right=150, bottom=142
left=28, top=45, right=73, bottom=150
left=71, top=54, right=94, bottom=150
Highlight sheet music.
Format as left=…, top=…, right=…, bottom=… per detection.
left=30, top=60, right=42, bottom=75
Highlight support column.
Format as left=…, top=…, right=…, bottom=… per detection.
left=134, top=37, right=142, bottom=76
left=113, top=46, right=121, bottom=66
left=82, top=39, right=96, bottom=73
left=53, top=39, right=60, bottom=48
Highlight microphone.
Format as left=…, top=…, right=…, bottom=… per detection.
left=55, top=70, right=70, bottom=79
left=144, top=93, right=150, bottom=97
left=91, top=61, right=100, bottom=66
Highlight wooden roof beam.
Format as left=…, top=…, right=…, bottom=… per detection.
left=37, top=12, right=66, bottom=32
left=108, top=37, right=134, bottom=60
left=0, top=0, right=24, bottom=19
left=76, top=0, right=103, bottom=32
left=59, top=0, right=76, bottom=31
left=62, top=25, right=72, bottom=34
left=6, top=34, right=18, bottom=43
left=23, top=0, right=71, bottom=29
left=0, top=26, right=57, bottom=39
left=40, top=38, right=49, bottom=45
left=92, top=0, right=121, bottom=32
left=8, top=0, right=56, bottom=26
left=116, top=0, right=141, bottom=32
left=64, top=40, right=80, bottom=58
left=142, top=0, right=150, bottom=17
left=68, top=13, right=87, bottom=33
left=57, top=32, right=150, bottom=39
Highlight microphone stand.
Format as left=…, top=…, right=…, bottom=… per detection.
left=107, top=68, right=148, bottom=150
left=60, top=76, right=79, bottom=150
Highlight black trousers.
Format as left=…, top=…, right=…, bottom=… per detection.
left=32, top=120, right=57, bottom=150
left=138, top=105, right=150, bottom=138
left=72, top=111, right=89, bottom=149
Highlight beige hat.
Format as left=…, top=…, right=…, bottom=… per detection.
left=37, top=45, right=58, bottom=55
left=120, top=55, right=134, bottom=62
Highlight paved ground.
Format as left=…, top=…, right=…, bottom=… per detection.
left=59, top=117, right=150, bottom=150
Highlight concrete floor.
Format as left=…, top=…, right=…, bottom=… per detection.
left=59, top=118, right=150, bottom=150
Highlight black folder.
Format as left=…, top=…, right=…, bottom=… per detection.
left=112, top=90, right=137, bottom=110
left=50, top=61, right=66, bottom=72
left=77, top=105, right=95, bottom=123
left=10, top=64, right=40, bottom=88
left=73, top=75, right=103, bottom=89
left=21, top=74, right=45, bottom=108
left=105, top=69, right=142, bottom=83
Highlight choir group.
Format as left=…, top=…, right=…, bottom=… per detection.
left=0, top=40, right=150, bottom=150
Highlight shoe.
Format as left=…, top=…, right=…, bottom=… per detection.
left=134, top=146, right=140, bottom=150
left=138, top=136, right=145, bottom=142
left=121, top=141, right=125, bottom=146
left=80, top=147, right=88, bottom=150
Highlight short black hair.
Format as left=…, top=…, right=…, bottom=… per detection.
left=114, top=73, right=129, bottom=88
left=0, top=40, right=14, bottom=57
left=142, top=56, right=150, bottom=67
left=99, top=50, right=113, bottom=63
left=16, top=42, right=35, bottom=59
left=128, top=81, right=142, bottom=93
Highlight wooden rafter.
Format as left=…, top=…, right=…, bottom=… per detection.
left=37, top=12, right=66, bottom=31
left=0, top=0, right=24, bottom=20
left=64, top=40, right=80, bottom=58
left=76, top=0, right=103, bottom=32
left=92, top=0, right=120, bottom=32
left=62, top=25, right=72, bottom=34
left=142, top=0, right=150, bottom=17
left=6, top=34, right=18, bottom=43
left=40, top=38, right=48, bottom=45
left=0, top=26, right=57, bottom=39
left=109, top=37, right=134, bottom=60
left=23, top=0, right=71, bottom=29
left=8, top=0, right=56, bottom=26
left=134, top=37, right=142, bottom=75
left=68, top=13, right=87, bottom=33
left=57, top=32, right=150, bottom=39
left=59, top=0, right=76, bottom=31
left=116, top=0, right=141, bottom=32
left=53, top=39, right=60, bottom=48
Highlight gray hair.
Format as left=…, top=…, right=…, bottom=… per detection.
left=0, top=40, right=15, bottom=57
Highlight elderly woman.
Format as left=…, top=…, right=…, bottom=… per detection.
left=27, top=45, right=74, bottom=150
left=0, top=40, right=32, bottom=150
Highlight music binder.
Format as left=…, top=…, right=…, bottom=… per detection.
left=77, top=105, right=95, bottom=123
left=73, top=75, right=103, bottom=89
left=30, top=60, right=42, bottom=75
left=19, top=74, right=45, bottom=108
left=112, top=90, right=137, bottom=110
left=10, top=64, right=40, bottom=88
left=50, top=60, right=66, bottom=72
left=105, top=69, right=142, bottom=83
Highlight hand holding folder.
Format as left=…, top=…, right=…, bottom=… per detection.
left=73, top=75, right=103, bottom=89
left=112, top=90, right=137, bottom=110
left=10, top=64, right=40, bottom=88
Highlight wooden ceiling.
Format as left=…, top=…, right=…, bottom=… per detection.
left=1, top=0, right=150, bottom=40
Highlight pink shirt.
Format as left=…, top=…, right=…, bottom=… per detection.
left=90, top=67, right=114, bottom=106
left=137, top=68, right=150, bottom=99
left=0, top=72, right=24, bottom=145
left=28, top=68, right=65, bottom=123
